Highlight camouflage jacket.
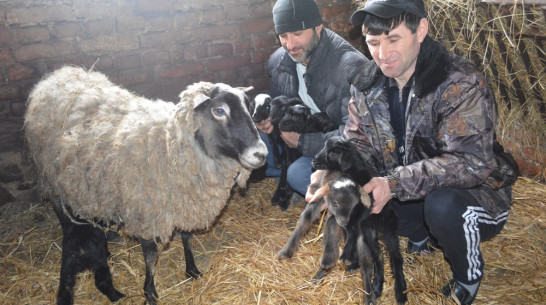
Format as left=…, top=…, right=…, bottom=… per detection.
left=344, top=36, right=518, bottom=217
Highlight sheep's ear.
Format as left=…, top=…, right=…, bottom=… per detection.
left=309, top=185, right=330, bottom=203
left=237, top=86, right=254, bottom=93
left=193, top=93, right=210, bottom=109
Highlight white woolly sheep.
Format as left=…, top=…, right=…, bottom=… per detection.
left=24, top=66, right=267, bottom=305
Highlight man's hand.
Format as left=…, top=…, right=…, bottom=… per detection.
left=280, top=131, right=300, bottom=148
left=362, top=177, right=392, bottom=214
left=305, top=170, right=324, bottom=202
left=255, top=118, right=274, bottom=134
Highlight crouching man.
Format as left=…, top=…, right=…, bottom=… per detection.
left=340, top=1, right=519, bottom=304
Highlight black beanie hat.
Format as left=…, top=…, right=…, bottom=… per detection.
left=273, top=0, right=323, bottom=35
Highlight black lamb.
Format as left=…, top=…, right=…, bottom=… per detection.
left=311, top=136, right=407, bottom=305
left=252, top=94, right=337, bottom=210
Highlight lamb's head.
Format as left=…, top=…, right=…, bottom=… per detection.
left=278, top=104, right=311, bottom=133
left=312, top=136, right=377, bottom=185
left=327, top=175, right=363, bottom=227
left=309, top=171, right=364, bottom=227
left=269, top=95, right=303, bottom=126
left=181, top=82, right=267, bottom=169
left=250, top=93, right=271, bottom=123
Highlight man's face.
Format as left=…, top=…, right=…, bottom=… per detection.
left=278, top=25, right=322, bottom=64
left=364, top=20, right=426, bottom=87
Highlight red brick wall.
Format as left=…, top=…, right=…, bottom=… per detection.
left=0, top=0, right=360, bottom=153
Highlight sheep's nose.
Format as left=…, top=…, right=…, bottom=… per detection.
left=254, top=151, right=266, bottom=163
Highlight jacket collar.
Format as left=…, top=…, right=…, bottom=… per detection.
left=413, top=35, right=451, bottom=97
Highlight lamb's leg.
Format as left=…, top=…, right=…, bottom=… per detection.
left=278, top=200, right=323, bottom=259
left=313, top=214, right=343, bottom=284
left=181, top=232, right=202, bottom=279
left=52, top=198, right=124, bottom=305
left=340, top=225, right=358, bottom=267
left=382, top=221, right=407, bottom=304
left=271, top=154, right=293, bottom=210
left=91, top=227, right=125, bottom=302
left=357, top=233, right=377, bottom=305
left=57, top=247, right=78, bottom=305
left=139, top=238, right=159, bottom=305
left=364, top=229, right=384, bottom=298
left=269, top=134, right=282, bottom=169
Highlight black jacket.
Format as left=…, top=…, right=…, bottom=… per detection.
left=268, top=27, right=377, bottom=156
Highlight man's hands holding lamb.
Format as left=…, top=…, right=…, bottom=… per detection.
left=305, top=171, right=392, bottom=215
left=362, top=177, right=392, bottom=214
left=280, top=131, right=300, bottom=148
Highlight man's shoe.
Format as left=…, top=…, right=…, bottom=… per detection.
left=406, top=236, right=437, bottom=254
left=442, top=280, right=478, bottom=305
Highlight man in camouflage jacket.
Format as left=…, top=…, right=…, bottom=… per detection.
left=344, top=1, right=519, bottom=304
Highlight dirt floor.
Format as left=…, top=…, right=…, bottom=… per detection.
left=0, top=177, right=544, bottom=304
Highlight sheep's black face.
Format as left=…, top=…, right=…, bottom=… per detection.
left=194, top=85, right=267, bottom=169
left=327, top=178, right=361, bottom=227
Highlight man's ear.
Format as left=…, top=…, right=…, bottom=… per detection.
left=417, top=18, right=428, bottom=43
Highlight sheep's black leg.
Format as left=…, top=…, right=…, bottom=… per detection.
left=357, top=233, right=376, bottom=305
left=181, top=232, right=202, bottom=279
left=278, top=200, right=323, bottom=259
left=139, top=238, right=159, bottom=305
left=313, top=213, right=343, bottom=284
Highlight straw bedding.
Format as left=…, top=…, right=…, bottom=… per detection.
left=0, top=177, right=544, bottom=304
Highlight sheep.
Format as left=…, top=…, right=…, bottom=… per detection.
left=264, top=95, right=337, bottom=210
left=24, top=66, right=268, bottom=305
left=279, top=136, right=407, bottom=305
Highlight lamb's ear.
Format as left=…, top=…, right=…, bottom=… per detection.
left=193, top=93, right=210, bottom=109
left=360, top=192, right=372, bottom=208
left=237, top=86, right=254, bottom=93
left=309, top=184, right=330, bottom=203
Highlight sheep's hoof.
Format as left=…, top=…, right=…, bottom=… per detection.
left=186, top=269, right=202, bottom=279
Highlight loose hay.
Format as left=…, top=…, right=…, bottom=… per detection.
left=0, top=177, right=544, bottom=304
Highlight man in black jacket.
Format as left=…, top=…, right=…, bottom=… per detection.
left=255, top=0, right=376, bottom=202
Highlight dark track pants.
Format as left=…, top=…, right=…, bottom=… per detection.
left=391, top=188, right=509, bottom=285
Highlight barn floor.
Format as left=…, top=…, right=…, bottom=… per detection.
left=0, top=177, right=544, bottom=304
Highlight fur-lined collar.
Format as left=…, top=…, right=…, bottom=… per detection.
left=413, top=35, right=451, bottom=97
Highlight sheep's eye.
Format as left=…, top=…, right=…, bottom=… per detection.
left=212, top=108, right=227, bottom=118
left=332, top=201, right=340, bottom=208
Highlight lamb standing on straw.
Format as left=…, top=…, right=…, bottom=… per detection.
left=24, top=66, right=267, bottom=305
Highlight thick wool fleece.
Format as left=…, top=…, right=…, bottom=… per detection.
left=25, top=66, right=250, bottom=243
